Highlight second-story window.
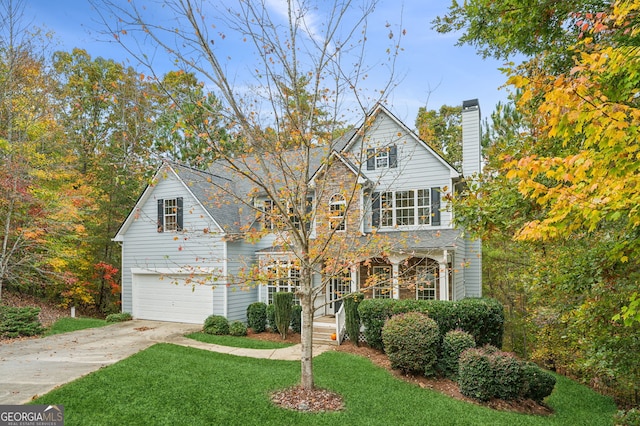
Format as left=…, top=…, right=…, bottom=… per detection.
left=157, top=197, right=183, bottom=232
left=329, top=194, right=346, bottom=231
left=366, top=145, right=398, bottom=170
left=372, top=188, right=441, bottom=228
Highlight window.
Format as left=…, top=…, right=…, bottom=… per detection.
left=372, top=266, right=392, bottom=299
left=366, top=145, right=398, bottom=170
left=416, top=264, right=438, bottom=300
left=329, top=194, right=346, bottom=231
left=262, top=199, right=276, bottom=230
left=266, top=261, right=300, bottom=305
left=261, top=198, right=312, bottom=231
left=157, top=197, right=183, bottom=232
left=372, top=188, right=440, bottom=228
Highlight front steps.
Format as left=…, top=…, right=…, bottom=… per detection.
left=312, top=315, right=339, bottom=346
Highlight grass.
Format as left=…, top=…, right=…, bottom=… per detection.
left=33, top=344, right=616, bottom=426
left=185, top=332, right=294, bottom=349
left=44, top=317, right=108, bottom=336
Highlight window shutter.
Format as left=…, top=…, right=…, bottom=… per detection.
left=371, top=192, right=380, bottom=227
left=366, top=148, right=375, bottom=170
left=176, top=197, right=184, bottom=231
left=389, top=145, right=398, bottom=168
left=430, top=188, right=441, bottom=226
left=305, top=196, right=313, bottom=232
left=157, top=199, right=164, bottom=232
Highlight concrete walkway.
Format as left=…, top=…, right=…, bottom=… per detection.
left=0, top=320, right=333, bottom=405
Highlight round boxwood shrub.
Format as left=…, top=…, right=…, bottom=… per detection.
left=246, top=302, right=267, bottom=333
left=382, top=312, right=440, bottom=376
left=229, top=320, right=248, bottom=336
left=440, top=329, right=475, bottom=379
left=520, top=361, right=556, bottom=402
left=290, top=304, right=302, bottom=334
left=203, top=315, right=229, bottom=335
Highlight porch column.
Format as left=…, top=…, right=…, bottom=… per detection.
left=350, top=264, right=358, bottom=293
left=392, top=261, right=400, bottom=300
left=439, top=250, right=449, bottom=301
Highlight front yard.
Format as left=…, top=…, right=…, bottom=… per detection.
left=33, top=343, right=616, bottom=425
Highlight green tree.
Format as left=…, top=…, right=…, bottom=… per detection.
left=416, top=104, right=462, bottom=169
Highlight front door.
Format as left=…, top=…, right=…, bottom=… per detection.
left=328, top=274, right=351, bottom=315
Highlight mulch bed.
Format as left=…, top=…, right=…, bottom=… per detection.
left=250, top=330, right=552, bottom=416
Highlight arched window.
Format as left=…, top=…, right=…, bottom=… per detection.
left=329, top=194, right=346, bottom=231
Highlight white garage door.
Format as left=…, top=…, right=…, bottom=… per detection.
left=132, top=274, right=214, bottom=323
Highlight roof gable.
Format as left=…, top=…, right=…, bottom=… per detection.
left=113, top=163, right=226, bottom=241
left=342, top=103, right=460, bottom=179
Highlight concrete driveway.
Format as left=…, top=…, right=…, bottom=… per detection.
left=0, top=320, right=200, bottom=404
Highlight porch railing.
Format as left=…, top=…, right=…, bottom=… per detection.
left=335, top=303, right=346, bottom=344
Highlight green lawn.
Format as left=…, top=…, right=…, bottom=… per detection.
left=33, top=343, right=616, bottom=425
left=45, top=317, right=108, bottom=336
left=185, top=332, right=294, bottom=349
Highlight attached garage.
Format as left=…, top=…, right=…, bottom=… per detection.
left=131, top=273, right=215, bottom=324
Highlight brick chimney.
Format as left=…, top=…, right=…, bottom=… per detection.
left=461, top=99, right=481, bottom=177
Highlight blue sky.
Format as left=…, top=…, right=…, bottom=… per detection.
left=26, top=0, right=512, bottom=126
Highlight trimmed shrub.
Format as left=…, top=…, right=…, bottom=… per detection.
left=440, top=329, right=475, bottom=379
left=382, top=312, right=440, bottom=376
left=358, top=298, right=504, bottom=351
left=344, top=292, right=363, bottom=346
left=203, top=315, right=229, bottom=335
left=0, top=306, right=44, bottom=338
left=273, top=292, right=293, bottom=339
left=246, top=302, right=267, bottom=333
left=520, top=361, right=556, bottom=402
left=105, top=312, right=133, bottom=323
left=266, top=304, right=278, bottom=333
left=229, top=320, right=248, bottom=336
left=458, top=348, right=495, bottom=401
left=290, top=304, right=302, bottom=334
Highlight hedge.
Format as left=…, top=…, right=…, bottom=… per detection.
left=358, top=297, right=504, bottom=350
left=203, top=315, right=229, bottom=335
left=344, top=292, right=363, bottom=345
left=440, top=329, right=476, bottom=379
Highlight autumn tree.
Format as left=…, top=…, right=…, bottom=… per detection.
left=0, top=0, right=68, bottom=300
left=437, top=0, right=640, bottom=404
left=97, top=0, right=404, bottom=392
left=53, top=48, right=156, bottom=312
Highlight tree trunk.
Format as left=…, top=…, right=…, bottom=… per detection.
left=300, top=269, right=314, bottom=390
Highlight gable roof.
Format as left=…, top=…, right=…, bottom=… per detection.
left=341, top=103, right=461, bottom=179
left=113, top=163, right=228, bottom=241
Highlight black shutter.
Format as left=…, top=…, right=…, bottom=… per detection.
left=371, top=192, right=380, bottom=227
left=157, top=199, right=164, bottom=232
left=431, top=188, right=441, bottom=226
left=366, top=148, right=375, bottom=170
left=305, top=196, right=313, bottom=232
left=389, top=145, right=398, bottom=168
left=176, top=197, right=184, bottom=231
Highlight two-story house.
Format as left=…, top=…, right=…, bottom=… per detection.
left=113, top=100, right=482, bottom=327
